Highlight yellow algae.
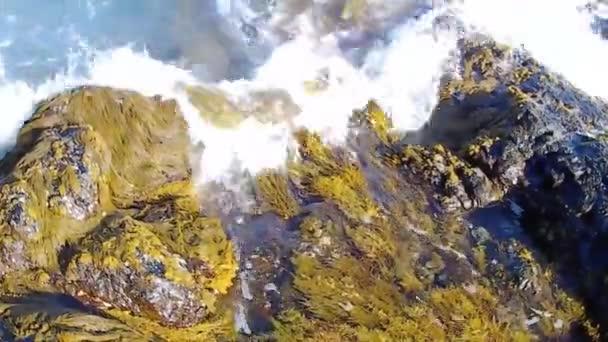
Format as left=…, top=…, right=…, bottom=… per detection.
left=255, top=169, right=300, bottom=219
left=0, top=293, right=150, bottom=341
left=25, top=87, right=191, bottom=205
left=351, top=100, right=395, bottom=144
left=107, top=307, right=235, bottom=341
left=184, top=84, right=247, bottom=129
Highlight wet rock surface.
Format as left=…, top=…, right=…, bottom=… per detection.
left=416, top=39, right=608, bottom=336
left=2, top=35, right=608, bottom=341
left=184, top=84, right=301, bottom=129
left=238, top=37, right=608, bottom=341
left=0, top=86, right=237, bottom=340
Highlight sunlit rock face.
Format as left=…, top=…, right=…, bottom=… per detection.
left=0, top=86, right=237, bottom=340
left=3, top=37, right=608, bottom=340
left=2, top=1, right=608, bottom=340
left=238, top=37, right=608, bottom=340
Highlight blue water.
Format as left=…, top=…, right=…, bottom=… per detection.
left=0, top=0, right=267, bottom=84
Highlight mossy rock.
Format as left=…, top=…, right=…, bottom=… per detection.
left=0, top=125, right=111, bottom=275
left=0, top=86, right=194, bottom=275
left=63, top=212, right=234, bottom=328
left=244, top=98, right=599, bottom=340
left=17, top=86, right=192, bottom=205
left=0, top=86, right=237, bottom=340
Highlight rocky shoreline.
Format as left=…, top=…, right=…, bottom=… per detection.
left=0, top=36, right=607, bottom=341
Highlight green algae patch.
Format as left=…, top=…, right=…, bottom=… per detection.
left=310, top=171, right=378, bottom=220
left=279, top=198, right=532, bottom=340
left=280, top=250, right=530, bottom=341
left=290, top=129, right=379, bottom=221
left=293, top=129, right=341, bottom=173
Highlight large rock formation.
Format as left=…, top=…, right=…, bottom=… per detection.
left=2, top=35, right=608, bottom=341
left=0, top=86, right=237, bottom=340
left=420, top=38, right=608, bottom=337
left=243, top=38, right=608, bottom=341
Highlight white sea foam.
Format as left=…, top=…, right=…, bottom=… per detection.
left=452, top=0, right=608, bottom=98
left=0, top=0, right=604, bottom=184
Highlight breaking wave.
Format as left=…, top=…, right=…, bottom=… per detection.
left=0, top=0, right=606, bottom=184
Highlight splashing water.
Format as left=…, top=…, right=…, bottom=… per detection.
left=0, top=0, right=606, bottom=184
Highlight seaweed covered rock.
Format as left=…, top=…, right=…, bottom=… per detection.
left=0, top=86, right=193, bottom=275
left=422, top=39, right=608, bottom=189
left=0, top=86, right=237, bottom=339
left=0, top=125, right=110, bottom=276
left=386, top=143, right=498, bottom=210
left=0, top=293, right=149, bottom=341
left=415, top=37, right=608, bottom=337
left=269, top=131, right=587, bottom=340
left=63, top=211, right=233, bottom=328
left=28, top=87, right=192, bottom=201
left=234, top=100, right=596, bottom=340
left=184, top=84, right=300, bottom=129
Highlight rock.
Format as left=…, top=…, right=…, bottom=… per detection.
left=0, top=86, right=190, bottom=275
left=22, top=86, right=192, bottom=201
left=420, top=39, right=608, bottom=190
left=0, top=86, right=237, bottom=339
left=241, top=39, right=604, bottom=340
left=415, top=37, right=608, bottom=338
left=184, top=84, right=300, bottom=128
left=63, top=210, right=234, bottom=328
left=0, top=293, right=149, bottom=341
